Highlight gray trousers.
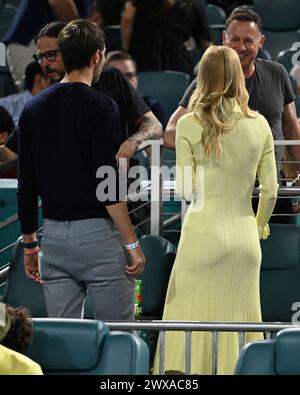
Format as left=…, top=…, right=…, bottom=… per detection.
left=40, top=218, right=135, bottom=320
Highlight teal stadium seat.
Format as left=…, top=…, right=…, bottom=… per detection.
left=205, top=4, right=226, bottom=25
left=258, top=47, right=272, bottom=60
left=205, top=4, right=226, bottom=45
left=137, top=71, right=190, bottom=119
left=276, top=48, right=300, bottom=116
left=275, top=47, right=298, bottom=73
left=260, top=224, right=300, bottom=322
left=208, top=24, right=225, bottom=45
left=235, top=328, right=300, bottom=375
left=2, top=235, right=48, bottom=317
left=138, top=235, right=176, bottom=319
left=0, top=179, right=19, bottom=272
left=254, top=0, right=300, bottom=58
left=196, top=0, right=206, bottom=7
left=0, top=4, right=18, bottom=41
left=26, top=319, right=149, bottom=375
left=137, top=235, right=176, bottom=369
left=137, top=71, right=189, bottom=168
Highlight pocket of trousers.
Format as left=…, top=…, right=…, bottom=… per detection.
left=39, top=239, right=54, bottom=280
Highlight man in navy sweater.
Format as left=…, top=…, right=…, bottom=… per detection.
left=17, top=19, right=145, bottom=320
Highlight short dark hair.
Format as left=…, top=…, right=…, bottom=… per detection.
left=0, top=106, right=14, bottom=134
left=24, top=61, right=45, bottom=91
left=35, top=21, right=67, bottom=42
left=58, top=19, right=105, bottom=73
left=106, top=50, right=136, bottom=65
left=225, top=9, right=263, bottom=33
left=1, top=305, right=33, bottom=354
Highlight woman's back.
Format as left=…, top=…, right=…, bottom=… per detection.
left=176, top=108, right=277, bottom=223
left=177, top=114, right=268, bottom=209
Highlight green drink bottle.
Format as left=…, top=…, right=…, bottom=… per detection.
left=134, top=279, right=142, bottom=319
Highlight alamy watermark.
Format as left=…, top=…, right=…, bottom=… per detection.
left=291, top=42, right=300, bottom=67
left=95, top=160, right=205, bottom=213
left=291, top=302, right=300, bottom=324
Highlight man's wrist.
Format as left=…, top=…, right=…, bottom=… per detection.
left=124, top=239, right=140, bottom=250
left=24, top=246, right=40, bottom=256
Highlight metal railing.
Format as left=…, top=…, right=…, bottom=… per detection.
left=105, top=320, right=299, bottom=375
left=1, top=139, right=300, bottom=277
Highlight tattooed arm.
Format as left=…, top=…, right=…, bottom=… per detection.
left=115, top=111, right=163, bottom=160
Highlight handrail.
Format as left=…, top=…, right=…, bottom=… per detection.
left=0, top=265, right=9, bottom=283
left=253, top=186, right=300, bottom=197
left=274, top=140, right=300, bottom=145
left=0, top=139, right=299, bottom=241
left=136, top=138, right=163, bottom=152
left=0, top=213, right=18, bottom=230
left=104, top=320, right=297, bottom=332
left=105, top=320, right=299, bottom=375
left=0, top=240, right=18, bottom=254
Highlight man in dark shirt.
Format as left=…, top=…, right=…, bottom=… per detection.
left=18, top=19, right=145, bottom=320
left=105, top=50, right=168, bottom=129
left=0, top=21, right=162, bottom=167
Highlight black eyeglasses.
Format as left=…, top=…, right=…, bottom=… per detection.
left=33, top=49, right=60, bottom=63
left=124, top=71, right=137, bottom=79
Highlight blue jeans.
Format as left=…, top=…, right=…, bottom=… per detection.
left=40, top=218, right=135, bottom=320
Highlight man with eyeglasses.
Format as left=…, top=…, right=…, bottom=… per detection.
left=163, top=8, right=300, bottom=224
left=0, top=21, right=162, bottom=166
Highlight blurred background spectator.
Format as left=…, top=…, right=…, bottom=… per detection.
left=3, top=0, right=92, bottom=91
left=121, top=0, right=211, bottom=77
left=106, top=50, right=168, bottom=129
left=88, top=0, right=125, bottom=27
left=0, top=106, right=16, bottom=179
left=0, top=62, right=49, bottom=125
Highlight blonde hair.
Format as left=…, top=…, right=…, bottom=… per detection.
left=188, top=46, right=256, bottom=160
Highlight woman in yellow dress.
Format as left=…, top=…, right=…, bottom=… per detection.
left=154, top=46, right=278, bottom=375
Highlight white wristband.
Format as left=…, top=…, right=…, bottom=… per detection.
left=125, top=239, right=140, bottom=250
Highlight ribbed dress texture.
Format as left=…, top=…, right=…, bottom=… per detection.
left=153, top=103, right=278, bottom=375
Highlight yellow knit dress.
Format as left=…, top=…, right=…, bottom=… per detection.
left=153, top=104, right=278, bottom=375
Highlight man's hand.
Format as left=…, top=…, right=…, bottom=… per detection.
left=116, top=140, right=138, bottom=161
left=24, top=251, right=44, bottom=284
left=125, top=246, right=146, bottom=277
